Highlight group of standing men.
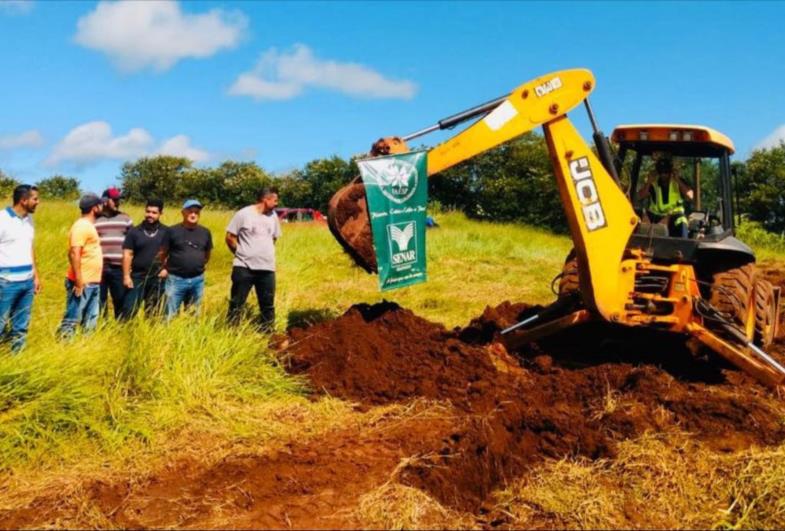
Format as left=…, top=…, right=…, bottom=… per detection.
left=0, top=185, right=281, bottom=351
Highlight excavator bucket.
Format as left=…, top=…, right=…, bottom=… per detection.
left=327, top=137, right=411, bottom=274
left=327, top=177, right=376, bottom=273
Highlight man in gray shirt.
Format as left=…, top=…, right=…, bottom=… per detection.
left=226, top=188, right=282, bottom=331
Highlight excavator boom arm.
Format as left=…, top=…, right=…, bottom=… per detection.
left=427, top=70, right=590, bottom=174
left=331, top=69, right=638, bottom=319
left=422, top=69, right=637, bottom=319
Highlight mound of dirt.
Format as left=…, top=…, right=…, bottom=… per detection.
left=286, top=301, right=785, bottom=512
left=287, top=301, right=524, bottom=412
left=6, top=298, right=785, bottom=529
left=457, top=300, right=538, bottom=345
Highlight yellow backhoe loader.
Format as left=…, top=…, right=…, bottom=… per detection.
left=327, top=68, right=785, bottom=388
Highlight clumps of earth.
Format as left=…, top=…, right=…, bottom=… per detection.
left=6, top=281, right=785, bottom=529
left=285, top=298, right=785, bottom=511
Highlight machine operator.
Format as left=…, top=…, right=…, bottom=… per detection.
left=638, top=155, right=694, bottom=238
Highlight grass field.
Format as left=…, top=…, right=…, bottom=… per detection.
left=2, top=199, right=785, bottom=528
left=0, top=201, right=569, bottom=472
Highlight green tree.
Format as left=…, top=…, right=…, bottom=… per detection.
left=178, top=167, right=221, bottom=206
left=211, top=161, right=272, bottom=208
left=299, top=156, right=357, bottom=211
left=119, top=157, right=277, bottom=209
left=35, top=175, right=80, bottom=200
left=745, top=141, right=785, bottom=233
left=120, top=156, right=193, bottom=205
left=275, top=173, right=313, bottom=208
left=432, top=133, right=564, bottom=230
left=0, top=169, right=20, bottom=199
left=731, top=160, right=751, bottom=217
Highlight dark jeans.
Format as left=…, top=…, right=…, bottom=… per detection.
left=121, top=273, right=164, bottom=320
left=100, top=266, right=127, bottom=320
left=0, top=278, right=35, bottom=352
left=228, top=266, right=275, bottom=331
left=57, top=280, right=100, bottom=340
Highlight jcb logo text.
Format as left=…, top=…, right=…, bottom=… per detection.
left=569, top=157, right=607, bottom=231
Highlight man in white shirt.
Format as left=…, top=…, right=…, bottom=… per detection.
left=0, top=185, right=41, bottom=352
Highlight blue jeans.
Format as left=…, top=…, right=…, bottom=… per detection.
left=165, top=274, right=204, bottom=319
left=57, top=279, right=100, bottom=339
left=0, top=277, right=34, bottom=352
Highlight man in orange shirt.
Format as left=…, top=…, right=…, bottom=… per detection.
left=57, top=193, right=104, bottom=339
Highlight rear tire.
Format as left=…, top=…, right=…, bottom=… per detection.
left=709, top=263, right=756, bottom=341
left=754, top=279, right=776, bottom=348
left=558, top=252, right=580, bottom=298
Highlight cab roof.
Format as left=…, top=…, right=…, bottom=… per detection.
left=611, top=124, right=735, bottom=156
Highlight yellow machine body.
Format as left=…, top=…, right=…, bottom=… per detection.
left=336, top=68, right=785, bottom=388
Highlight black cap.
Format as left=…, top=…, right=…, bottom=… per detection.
left=79, top=193, right=103, bottom=210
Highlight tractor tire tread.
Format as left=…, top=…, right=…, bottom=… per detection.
left=754, top=279, right=776, bottom=348
left=709, top=263, right=756, bottom=336
left=558, top=255, right=580, bottom=298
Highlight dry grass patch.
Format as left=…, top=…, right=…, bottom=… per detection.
left=493, top=431, right=785, bottom=529
left=353, top=482, right=475, bottom=530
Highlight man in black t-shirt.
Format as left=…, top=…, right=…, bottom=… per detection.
left=161, top=199, right=213, bottom=319
left=121, top=199, right=168, bottom=319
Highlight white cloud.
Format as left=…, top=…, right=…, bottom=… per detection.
left=756, top=125, right=785, bottom=151
left=47, top=122, right=153, bottom=165
left=229, top=44, right=417, bottom=101
left=0, top=130, right=44, bottom=150
left=156, top=134, right=209, bottom=162
left=0, top=1, right=34, bottom=15
left=74, top=0, right=247, bottom=72
left=47, top=122, right=210, bottom=166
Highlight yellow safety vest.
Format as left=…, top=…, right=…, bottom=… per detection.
left=648, top=178, right=686, bottom=224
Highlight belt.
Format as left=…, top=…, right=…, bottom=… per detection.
left=0, top=265, right=33, bottom=274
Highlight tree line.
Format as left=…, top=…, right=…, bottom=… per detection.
left=0, top=173, right=80, bottom=201
left=3, top=133, right=785, bottom=234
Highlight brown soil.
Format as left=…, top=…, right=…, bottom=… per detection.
left=285, top=300, right=785, bottom=516
left=0, top=407, right=460, bottom=529
left=4, top=268, right=785, bottom=529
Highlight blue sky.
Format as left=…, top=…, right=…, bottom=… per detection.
left=1, top=0, right=784, bottom=192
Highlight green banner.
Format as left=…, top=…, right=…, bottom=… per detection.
left=358, top=151, right=428, bottom=291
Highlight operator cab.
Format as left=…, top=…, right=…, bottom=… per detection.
left=612, top=124, right=736, bottom=240
left=611, top=124, right=751, bottom=263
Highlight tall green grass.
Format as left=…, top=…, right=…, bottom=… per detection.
left=0, top=317, right=302, bottom=466
left=2, top=199, right=784, bottom=477
left=0, top=201, right=574, bottom=472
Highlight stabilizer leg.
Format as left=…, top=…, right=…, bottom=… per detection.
left=687, top=322, right=785, bottom=388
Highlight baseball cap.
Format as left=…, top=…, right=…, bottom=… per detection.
left=182, top=199, right=203, bottom=210
left=102, top=187, right=122, bottom=200
left=79, top=193, right=103, bottom=210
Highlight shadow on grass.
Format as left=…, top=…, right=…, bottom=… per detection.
left=287, top=308, right=341, bottom=331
